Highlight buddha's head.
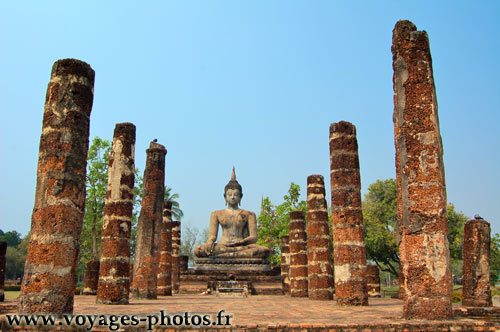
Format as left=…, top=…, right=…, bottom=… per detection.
left=224, top=167, right=242, bottom=206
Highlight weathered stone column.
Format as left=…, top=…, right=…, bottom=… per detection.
left=157, top=201, right=173, bottom=296
left=131, top=141, right=166, bottom=299
left=307, top=175, right=334, bottom=300
left=329, top=121, right=368, bottom=306
left=18, top=59, right=94, bottom=314
left=83, top=260, right=99, bottom=295
left=462, top=217, right=491, bottom=307
left=171, top=221, right=181, bottom=294
left=96, top=123, right=136, bottom=304
left=0, top=241, right=6, bottom=302
left=289, top=211, right=308, bottom=297
left=392, top=20, right=452, bottom=319
left=280, top=236, right=290, bottom=295
left=364, top=265, right=381, bottom=297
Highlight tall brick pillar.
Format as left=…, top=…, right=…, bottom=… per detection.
left=83, top=260, right=99, bottom=295
left=364, top=265, right=381, bottom=297
left=289, top=211, right=308, bottom=297
left=131, top=141, right=166, bottom=299
left=0, top=241, right=6, bottom=302
left=280, top=236, right=290, bottom=295
left=307, top=175, right=334, bottom=300
left=171, top=221, right=181, bottom=294
left=392, top=20, right=452, bottom=319
left=329, top=121, right=368, bottom=306
left=18, top=59, right=94, bottom=314
left=158, top=201, right=173, bottom=296
left=462, top=217, right=491, bottom=307
left=96, top=123, right=136, bottom=304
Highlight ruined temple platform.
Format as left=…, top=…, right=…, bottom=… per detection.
left=1, top=296, right=498, bottom=331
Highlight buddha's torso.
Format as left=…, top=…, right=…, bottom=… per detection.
left=212, top=209, right=253, bottom=244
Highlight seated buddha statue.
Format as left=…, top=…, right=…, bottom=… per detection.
left=194, top=168, right=270, bottom=259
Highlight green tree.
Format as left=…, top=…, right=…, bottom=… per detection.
left=362, top=179, right=399, bottom=275
left=164, top=187, right=184, bottom=221
left=5, top=246, right=25, bottom=280
left=80, top=137, right=111, bottom=264
left=257, top=182, right=307, bottom=265
left=446, top=204, right=468, bottom=279
left=490, top=233, right=500, bottom=285
left=0, top=230, right=22, bottom=247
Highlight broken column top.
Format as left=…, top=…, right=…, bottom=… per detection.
left=147, top=141, right=167, bottom=153
left=51, top=58, right=95, bottom=83
left=114, top=122, right=136, bottom=135
left=329, top=121, right=356, bottom=135
left=307, top=174, right=324, bottom=184
left=392, top=20, right=431, bottom=60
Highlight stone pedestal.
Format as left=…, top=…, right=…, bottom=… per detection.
left=193, top=257, right=271, bottom=272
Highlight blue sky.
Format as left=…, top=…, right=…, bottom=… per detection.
left=1, top=1, right=499, bottom=238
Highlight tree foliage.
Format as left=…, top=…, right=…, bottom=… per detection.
left=164, top=187, right=184, bottom=221
left=362, top=178, right=500, bottom=284
left=80, top=137, right=111, bottom=263
left=257, top=182, right=307, bottom=265
left=0, top=230, right=22, bottom=247
left=362, top=179, right=399, bottom=275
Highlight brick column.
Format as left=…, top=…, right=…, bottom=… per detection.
left=18, top=59, right=94, bottom=314
left=0, top=241, right=6, bottom=302
left=157, top=201, right=173, bottom=296
left=329, top=121, right=368, bottom=306
left=280, top=236, right=290, bottom=295
left=171, top=221, right=181, bottom=294
left=289, top=211, right=308, bottom=297
left=83, top=260, right=99, bottom=295
left=462, top=218, right=491, bottom=307
left=392, top=20, right=452, bottom=319
left=96, top=123, right=136, bottom=304
left=131, top=141, right=166, bottom=299
left=307, top=175, right=334, bottom=300
left=364, top=265, right=381, bottom=297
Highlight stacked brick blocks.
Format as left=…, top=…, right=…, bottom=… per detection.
left=157, top=201, right=173, bottom=296
left=280, top=236, right=290, bottom=295
left=171, top=221, right=181, bottom=294
left=306, top=175, right=334, bottom=300
left=392, top=20, right=452, bottom=319
left=364, top=265, right=381, bottom=297
left=96, top=123, right=136, bottom=304
left=329, top=121, right=368, bottom=306
left=18, top=59, right=95, bottom=314
left=131, top=141, right=166, bottom=299
left=289, top=211, right=308, bottom=297
left=83, top=260, right=99, bottom=295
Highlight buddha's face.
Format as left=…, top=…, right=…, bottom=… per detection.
left=225, top=189, right=242, bottom=206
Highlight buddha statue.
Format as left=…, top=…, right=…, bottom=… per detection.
left=194, top=168, right=270, bottom=261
